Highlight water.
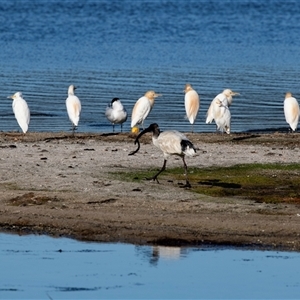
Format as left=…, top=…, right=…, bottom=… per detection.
left=0, top=0, right=299, bottom=134
left=0, top=233, right=299, bottom=299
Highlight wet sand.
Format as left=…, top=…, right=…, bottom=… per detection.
left=0, top=131, right=300, bottom=251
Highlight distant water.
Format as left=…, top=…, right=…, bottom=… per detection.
left=1, top=233, right=300, bottom=299
left=0, top=0, right=300, bottom=133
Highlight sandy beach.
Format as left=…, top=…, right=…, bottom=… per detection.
left=0, top=131, right=300, bottom=252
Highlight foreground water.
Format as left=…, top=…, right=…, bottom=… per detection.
left=0, top=233, right=299, bottom=299
left=1, top=0, right=300, bottom=134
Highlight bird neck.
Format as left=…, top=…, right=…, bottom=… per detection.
left=152, top=127, right=160, bottom=139
left=148, top=98, right=155, bottom=108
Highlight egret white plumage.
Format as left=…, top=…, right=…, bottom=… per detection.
left=214, top=98, right=231, bottom=134
left=131, top=91, right=161, bottom=131
left=284, top=92, right=299, bottom=132
left=66, top=84, right=81, bottom=133
left=129, top=123, right=196, bottom=187
left=105, top=97, right=128, bottom=132
left=206, top=89, right=239, bottom=134
left=184, top=83, right=200, bottom=132
left=8, top=92, right=30, bottom=133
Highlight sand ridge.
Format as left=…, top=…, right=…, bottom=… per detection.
left=0, top=131, right=299, bottom=251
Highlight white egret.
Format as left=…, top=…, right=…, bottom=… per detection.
left=184, top=83, right=200, bottom=132
left=105, top=97, right=128, bottom=132
left=66, top=84, right=81, bottom=133
left=131, top=91, right=161, bottom=131
left=129, top=123, right=196, bottom=187
left=214, top=98, right=231, bottom=134
left=8, top=92, right=30, bottom=133
left=206, top=89, right=239, bottom=133
left=284, top=92, right=299, bottom=132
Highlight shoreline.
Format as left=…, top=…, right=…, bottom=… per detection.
left=0, top=131, right=300, bottom=252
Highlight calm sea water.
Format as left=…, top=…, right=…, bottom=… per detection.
left=0, top=0, right=300, bottom=133
left=1, top=233, right=300, bottom=299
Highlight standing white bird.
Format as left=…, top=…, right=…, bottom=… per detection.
left=184, top=83, right=200, bottom=133
left=131, top=91, right=162, bottom=131
left=129, top=123, right=196, bottom=187
left=214, top=98, right=231, bottom=134
left=284, top=92, right=299, bottom=132
left=8, top=92, right=30, bottom=133
left=66, top=84, right=81, bottom=133
left=105, top=97, right=128, bottom=132
left=206, top=89, right=239, bottom=134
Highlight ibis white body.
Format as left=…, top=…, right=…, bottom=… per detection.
left=130, top=123, right=196, bottom=187
left=153, top=130, right=196, bottom=159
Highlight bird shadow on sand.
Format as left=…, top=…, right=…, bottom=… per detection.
left=231, top=134, right=261, bottom=142
left=197, top=179, right=242, bottom=189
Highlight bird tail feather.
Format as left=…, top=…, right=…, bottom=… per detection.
left=181, top=140, right=196, bottom=156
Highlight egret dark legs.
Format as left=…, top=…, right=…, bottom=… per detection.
left=72, top=124, right=76, bottom=136
left=191, top=124, right=194, bottom=133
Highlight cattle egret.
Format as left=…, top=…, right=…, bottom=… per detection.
left=184, top=83, right=200, bottom=132
left=129, top=123, right=196, bottom=187
left=131, top=91, right=161, bottom=130
left=206, top=89, right=239, bottom=133
left=284, top=92, right=299, bottom=132
left=105, top=97, right=128, bottom=132
left=214, top=98, right=231, bottom=134
left=8, top=92, right=30, bottom=133
left=66, top=84, right=81, bottom=133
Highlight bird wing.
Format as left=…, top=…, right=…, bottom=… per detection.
left=156, top=130, right=187, bottom=158
left=284, top=97, right=300, bottom=129
left=66, top=95, right=81, bottom=126
left=105, top=104, right=114, bottom=122
left=131, top=97, right=151, bottom=127
left=185, top=90, right=200, bottom=124
left=206, top=95, right=222, bottom=123
left=215, top=106, right=231, bottom=133
left=206, top=100, right=215, bottom=123
left=13, top=99, right=30, bottom=133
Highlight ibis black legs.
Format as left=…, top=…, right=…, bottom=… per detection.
left=147, top=159, right=167, bottom=184
left=182, top=156, right=191, bottom=188
left=146, top=158, right=191, bottom=188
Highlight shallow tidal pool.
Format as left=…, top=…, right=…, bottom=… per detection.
left=0, top=233, right=299, bottom=299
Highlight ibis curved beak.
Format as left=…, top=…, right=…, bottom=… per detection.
left=128, top=125, right=154, bottom=156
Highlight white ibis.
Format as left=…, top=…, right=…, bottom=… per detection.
left=129, top=123, right=196, bottom=187
left=184, top=83, right=200, bottom=133
left=105, top=97, right=128, bottom=132
left=206, top=89, right=239, bottom=134
left=284, top=92, right=299, bottom=132
left=131, top=91, right=161, bottom=130
left=8, top=92, right=30, bottom=133
left=66, top=84, right=81, bottom=133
